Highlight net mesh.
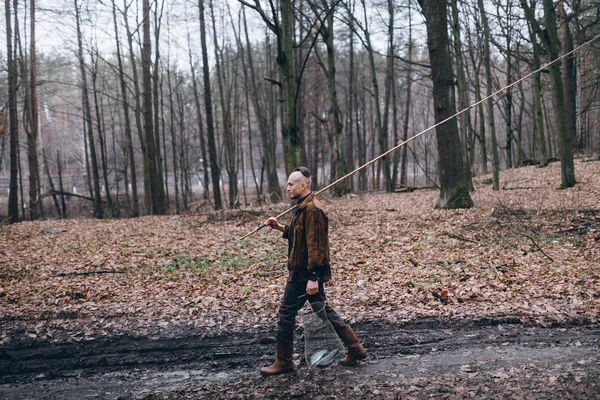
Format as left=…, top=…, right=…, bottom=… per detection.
left=300, top=298, right=345, bottom=368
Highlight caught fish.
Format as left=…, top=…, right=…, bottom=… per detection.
left=315, top=348, right=340, bottom=367
left=309, top=349, right=328, bottom=366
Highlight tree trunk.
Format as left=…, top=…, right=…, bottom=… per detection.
left=142, top=0, right=164, bottom=215
left=383, top=0, right=397, bottom=192
left=450, top=0, right=474, bottom=189
left=479, top=0, right=500, bottom=189
left=498, top=0, right=515, bottom=169
left=242, top=8, right=281, bottom=202
left=42, top=149, right=61, bottom=217
left=6, top=0, right=20, bottom=223
left=176, top=88, right=188, bottom=210
left=166, top=67, right=180, bottom=214
left=308, top=0, right=348, bottom=196
left=123, top=0, right=150, bottom=214
left=153, top=0, right=167, bottom=212
left=400, top=7, right=413, bottom=187
left=345, top=1, right=355, bottom=191
left=358, top=80, right=368, bottom=191
left=74, top=0, right=103, bottom=219
left=418, top=0, right=473, bottom=209
left=280, top=0, right=300, bottom=173
left=558, top=0, right=578, bottom=151
left=360, top=0, right=392, bottom=192
left=111, top=0, right=139, bottom=216
left=210, top=0, right=238, bottom=208
left=542, top=0, right=576, bottom=187
left=91, top=55, right=114, bottom=216
left=199, top=0, right=222, bottom=210
left=28, top=0, right=41, bottom=219
left=527, top=9, right=548, bottom=166
left=57, top=150, right=67, bottom=218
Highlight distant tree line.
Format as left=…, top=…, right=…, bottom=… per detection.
left=1, top=0, right=599, bottom=221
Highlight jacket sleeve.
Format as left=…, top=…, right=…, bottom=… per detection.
left=282, top=224, right=290, bottom=239
left=305, top=208, right=327, bottom=271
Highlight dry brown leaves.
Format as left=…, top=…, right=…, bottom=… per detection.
left=0, top=159, right=598, bottom=343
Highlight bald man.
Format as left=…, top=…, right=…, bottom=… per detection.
left=260, top=166, right=366, bottom=376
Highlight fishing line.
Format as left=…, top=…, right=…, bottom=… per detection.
left=239, top=31, right=600, bottom=241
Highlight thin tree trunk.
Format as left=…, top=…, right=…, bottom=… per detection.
left=199, top=0, right=222, bottom=210
left=74, top=0, right=103, bottom=218
left=345, top=0, right=355, bottom=191
left=153, top=0, right=167, bottom=212
left=479, top=0, right=500, bottom=189
left=358, top=81, right=367, bottom=191
left=91, top=54, right=114, bottom=216
left=210, top=0, right=237, bottom=208
left=28, top=0, right=41, bottom=219
left=524, top=3, right=548, bottom=165
left=242, top=8, right=281, bottom=202
left=142, top=0, right=163, bottom=215
left=451, top=0, right=474, bottom=189
left=57, top=150, right=67, bottom=218
left=42, top=149, right=61, bottom=216
left=231, top=7, right=261, bottom=206
left=123, top=0, right=150, bottom=214
left=186, top=31, right=210, bottom=201
left=521, top=0, right=574, bottom=185
left=401, top=8, right=413, bottom=187
left=359, top=0, right=392, bottom=192
left=112, top=0, right=139, bottom=216
left=542, top=0, right=575, bottom=187
left=466, top=16, right=488, bottom=175
left=166, top=67, right=180, bottom=214
left=6, top=0, right=20, bottom=222
left=176, top=88, right=188, bottom=210
left=558, top=0, right=578, bottom=151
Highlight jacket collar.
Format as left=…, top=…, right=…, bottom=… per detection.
left=296, top=191, right=314, bottom=211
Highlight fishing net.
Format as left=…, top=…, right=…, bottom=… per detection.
left=299, top=295, right=345, bottom=368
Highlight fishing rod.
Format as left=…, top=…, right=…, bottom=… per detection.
left=239, top=31, right=600, bottom=241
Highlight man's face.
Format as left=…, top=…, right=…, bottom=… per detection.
left=287, top=172, right=306, bottom=200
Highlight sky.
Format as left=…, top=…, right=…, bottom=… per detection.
left=0, top=0, right=430, bottom=70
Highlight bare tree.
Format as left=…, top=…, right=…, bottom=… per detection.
left=238, top=0, right=301, bottom=174
left=111, top=0, right=139, bottom=216
left=199, top=0, right=223, bottom=210
left=417, top=0, right=473, bottom=209
left=5, top=0, right=19, bottom=222
left=479, top=0, right=500, bottom=190
left=521, top=0, right=576, bottom=188
left=74, top=0, right=103, bottom=218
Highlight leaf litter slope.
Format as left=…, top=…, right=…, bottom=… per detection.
left=0, top=159, right=599, bottom=343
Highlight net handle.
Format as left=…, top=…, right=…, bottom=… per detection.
left=297, top=292, right=327, bottom=314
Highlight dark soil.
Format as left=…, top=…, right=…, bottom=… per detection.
left=1, top=318, right=598, bottom=399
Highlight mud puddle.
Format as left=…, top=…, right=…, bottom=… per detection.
left=1, top=318, right=598, bottom=399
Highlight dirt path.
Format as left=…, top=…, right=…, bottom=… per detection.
left=1, top=318, right=598, bottom=399
left=0, top=319, right=600, bottom=399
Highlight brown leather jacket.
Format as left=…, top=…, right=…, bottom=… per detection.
left=282, top=192, right=331, bottom=282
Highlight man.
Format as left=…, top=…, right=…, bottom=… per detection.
left=261, top=166, right=367, bottom=376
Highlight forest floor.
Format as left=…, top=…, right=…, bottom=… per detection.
left=1, top=159, right=599, bottom=399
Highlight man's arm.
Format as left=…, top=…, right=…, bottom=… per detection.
left=264, top=217, right=285, bottom=232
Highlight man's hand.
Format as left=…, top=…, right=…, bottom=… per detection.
left=306, top=280, right=319, bottom=295
left=264, top=217, right=284, bottom=232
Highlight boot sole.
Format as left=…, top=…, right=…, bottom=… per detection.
left=260, top=367, right=294, bottom=376
left=339, top=353, right=367, bottom=366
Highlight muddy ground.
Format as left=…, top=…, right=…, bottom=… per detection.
left=1, top=317, right=598, bottom=399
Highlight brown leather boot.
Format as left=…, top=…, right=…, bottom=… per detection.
left=260, top=340, right=294, bottom=376
left=337, top=326, right=367, bottom=366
